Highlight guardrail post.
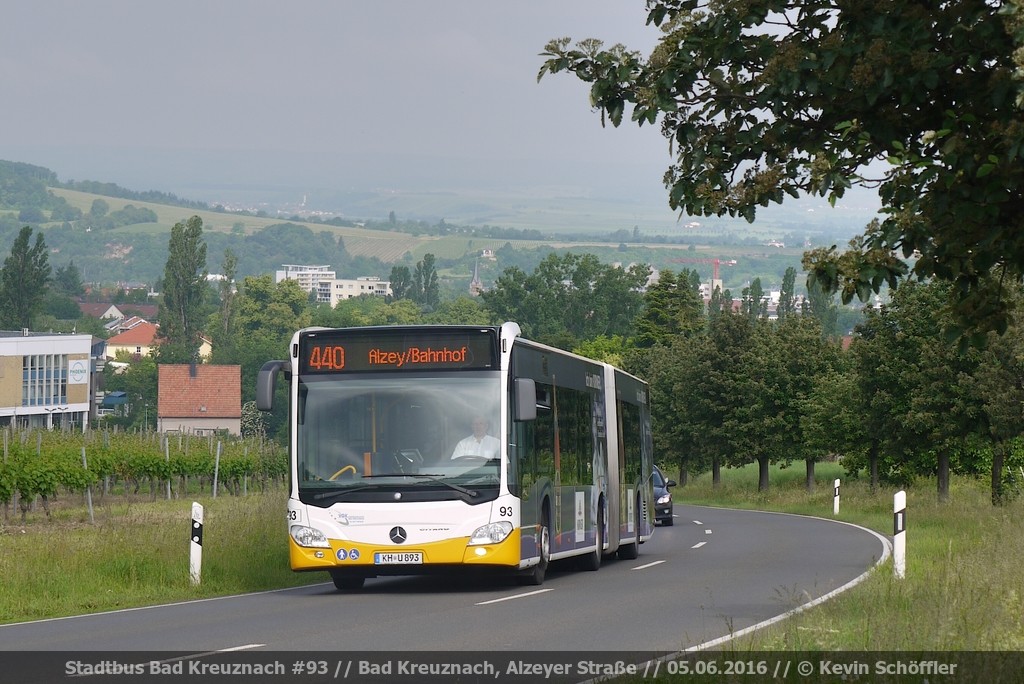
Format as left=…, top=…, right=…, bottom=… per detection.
left=893, top=490, right=906, bottom=579
left=190, top=502, right=204, bottom=585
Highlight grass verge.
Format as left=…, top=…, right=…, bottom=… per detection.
left=677, top=462, right=1024, bottom=651
left=0, top=490, right=318, bottom=624
left=2, top=466, right=1021, bottom=656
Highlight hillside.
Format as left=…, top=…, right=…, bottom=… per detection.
left=0, top=159, right=842, bottom=291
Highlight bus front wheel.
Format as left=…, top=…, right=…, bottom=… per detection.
left=518, top=513, right=550, bottom=586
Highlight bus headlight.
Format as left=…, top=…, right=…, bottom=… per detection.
left=469, top=521, right=513, bottom=545
left=290, top=525, right=330, bottom=548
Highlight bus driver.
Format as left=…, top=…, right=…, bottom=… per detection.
left=450, top=415, right=500, bottom=460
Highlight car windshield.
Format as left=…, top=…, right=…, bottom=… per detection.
left=653, top=467, right=666, bottom=488
left=296, top=374, right=501, bottom=502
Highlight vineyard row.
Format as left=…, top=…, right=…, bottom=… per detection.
left=0, top=428, right=288, bottom=522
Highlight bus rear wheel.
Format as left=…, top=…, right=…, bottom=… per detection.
left=329, top=571, right=366, bottom=591
left=580, top=504, right=603, bottom=571
left=617, top=497, right=640, bottom=560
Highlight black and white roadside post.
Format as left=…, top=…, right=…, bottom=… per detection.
left=893, top=490, right=907, bottom=579
left=833, top=478, right=841, bottom=515
left=190, top=502, right=204, bottom=585
left=81, top=446, right=94, bottom=525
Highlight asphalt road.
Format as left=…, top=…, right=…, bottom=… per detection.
left=0, top=504, right=888, bottom=653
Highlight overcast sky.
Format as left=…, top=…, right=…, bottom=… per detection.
left=1, top=1, right=681, bottom=209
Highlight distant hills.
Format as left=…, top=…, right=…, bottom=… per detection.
left=0, top=158, right=871, bottom=292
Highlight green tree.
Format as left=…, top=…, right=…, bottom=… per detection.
left=412, top=254, right=440, bottom=308
left=17, top=207, right=45, bottom=224
left=634, top=268, right=704, bottom=347
left=687, top=312, right=755, bottom=486
left=388, top=265, right=412, bottom=301
left=0, top=226, right=51, bottom=329
left=800, top=362, right=864, bottom=491
left=539, top=2, right=1024, bottom=339
left=157, top=216, right=208, bottom=363
left=642, top=336, right=710, bottom=485
left=208, top=249, right=238, bottom=362
left=424, top=296, right=490, bottom=325
left=103, top=354, right=158, bottom=431
left=804, top=277, right=840, bottom=340
left=572, top=334, right=630, bottom=368
left=740, top=278, right=768, bottom=321
left=777, top=267, right=798, bottom=320
left=971, top=314, right=1024, bottom=504
left=849, top=301, right=912, bottom=490
left=765, top=315, right=841, bottom=489
left=53, top=260, right=85, bottom=296
left=850, top=281, right=986, bottom=501
left=481, top=252, right=648, bottom=348
left=231, top=275, right=312, bottom=438
left=41, top=292, right=82, bottom=320
left=89, top=198, right=109, bottom=218
left=893, top=282, right=986, bottom=502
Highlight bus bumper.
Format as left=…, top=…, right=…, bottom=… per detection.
left=289, top=528, right=522, bottom=573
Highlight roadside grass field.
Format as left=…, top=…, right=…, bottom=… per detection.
left=3, top=461, right=1020, bottom=657
left=677, top=462, right=1024, bottom=652
left=0, top=490, right=315, bottom=624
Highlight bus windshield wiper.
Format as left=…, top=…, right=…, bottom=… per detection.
left=312, top=475, right=478, bottom=500
left=311, top=484, right=380, bottom=501
left=404, top=474, right=478, bottom=497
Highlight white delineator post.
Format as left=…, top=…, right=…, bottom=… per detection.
left=190, top=502, right=204, bottom=585
left=893, top=490, right=907, bottom=579
left=833, top=478, right=841, bottom=515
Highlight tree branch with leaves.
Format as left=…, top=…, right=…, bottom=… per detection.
left=539, top=0, right=1024, bottom=341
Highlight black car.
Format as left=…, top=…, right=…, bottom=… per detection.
left=653, top=465, right=676, bottom=526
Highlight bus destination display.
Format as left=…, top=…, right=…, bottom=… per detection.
left=300, top=331, right=497, bottom=373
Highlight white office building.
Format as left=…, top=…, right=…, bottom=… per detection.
left=276, top=265, right=391, bottom=306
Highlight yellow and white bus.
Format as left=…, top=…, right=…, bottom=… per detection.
left=256, top=322, right=655, bottom=590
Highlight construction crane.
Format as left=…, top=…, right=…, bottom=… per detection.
left=668, top=257, right=737, bottom=281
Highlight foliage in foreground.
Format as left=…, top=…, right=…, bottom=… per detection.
left=541, top=1, right=1024, bottom=340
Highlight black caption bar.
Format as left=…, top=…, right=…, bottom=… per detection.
left=3, top=651, right=1021, bottom=684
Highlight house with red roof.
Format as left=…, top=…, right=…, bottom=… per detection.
left=106, top=320, right=161, bottom=359
left=157, top=364, right=242, bottom=435
left=106, top=321, right=212, bottom=361
left=78, top=302, right=125, bottom=320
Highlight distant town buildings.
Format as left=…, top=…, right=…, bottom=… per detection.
left=469, top=260, right=484, bottom=296
left=157, top=364, right=241, bottom=436
left=275, top=264, right=336, bottom=292
left=275, top=264, right=392, bottom=306
left=0, top=331, right=103, bottom=430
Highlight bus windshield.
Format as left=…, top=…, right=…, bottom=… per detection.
left=296, top=374, right=501, bottom=504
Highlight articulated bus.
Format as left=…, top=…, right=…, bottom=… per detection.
left=256, top=322, right=655, bottom=590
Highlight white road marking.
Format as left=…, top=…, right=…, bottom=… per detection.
left=632, top=560, right=667, bottom=570
left=475, top=588, right=553, bottom=605
left=691, top=541, right=707, bottom=549
left=705, top=529, right=713, bottom=534
left=692, top=520, right=703, bottom=525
